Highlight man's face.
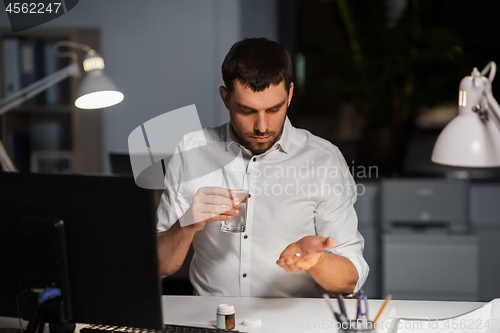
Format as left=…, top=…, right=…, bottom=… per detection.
left=220, top=80, right=294, bottom=155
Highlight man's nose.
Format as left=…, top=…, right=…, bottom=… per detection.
left=255, top=112, right=268, bottom=134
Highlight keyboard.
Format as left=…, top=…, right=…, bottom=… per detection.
left=81, top=324, right=245, bottom=333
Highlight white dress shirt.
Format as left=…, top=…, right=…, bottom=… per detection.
left=156, top=117, right=369, bottom=297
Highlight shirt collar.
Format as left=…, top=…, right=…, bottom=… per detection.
left=225, top=116, right=292, bottom=155
left=275, top=116, right=292, bottom=154
left=225, top=123, right=238, bottom=151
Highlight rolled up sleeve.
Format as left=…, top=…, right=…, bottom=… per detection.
left=156, top=144, right=190, bottom=233
left=313, top=148, right=369, bottom=295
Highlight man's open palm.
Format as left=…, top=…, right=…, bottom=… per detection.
left=276, top=236, right=335, bottom=273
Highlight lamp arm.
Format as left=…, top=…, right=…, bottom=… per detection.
left=0, top=62, right=80, bottom=105
left=53, top=41, right=94, bottom=59
left=0, top=41, right=94, bottom=106
left=481, top=61, right=497, bottom=82
left=0, top=62, right=80, bottom=116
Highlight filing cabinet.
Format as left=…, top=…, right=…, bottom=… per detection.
left=383, top=233, right=478, bottom=300
left=381, top=179, right=478, bottom=301
left=470, top=183, right=500, bottom=301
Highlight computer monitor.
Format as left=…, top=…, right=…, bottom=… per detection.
left=0, top=172, right=163, bottom=330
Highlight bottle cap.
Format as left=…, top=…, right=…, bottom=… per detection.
left=243, top=318, right=261, bottom=327
left=217, top=304, right=235, bottom=315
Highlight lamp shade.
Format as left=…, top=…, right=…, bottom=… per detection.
left=431, top=114, right=500, bottom=167
left=75, top=70, right=124, bottom=109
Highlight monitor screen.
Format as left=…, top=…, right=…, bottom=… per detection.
left=0, top=172, right=163, bottom=329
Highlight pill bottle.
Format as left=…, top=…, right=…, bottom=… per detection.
left=217, top=304, right=235, bottom=330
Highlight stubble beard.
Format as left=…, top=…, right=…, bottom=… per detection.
left=230, top=117, right=285, bottom=156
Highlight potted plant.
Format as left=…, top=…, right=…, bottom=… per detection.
left=324, top=0, right=466, bottom=175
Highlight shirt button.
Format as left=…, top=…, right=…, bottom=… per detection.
left=253, top=157, right=256, bottom=162
left=243, top=273, right=247, bottom=278
left=244, top=235, right=248, bottom=239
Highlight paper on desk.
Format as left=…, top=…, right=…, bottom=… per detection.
left=389, top=299, right=500, bottom=333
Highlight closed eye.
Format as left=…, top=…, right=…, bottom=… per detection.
left=235, top=100, right=286, bottom=114
left=239, top=107, right=256, bottom=114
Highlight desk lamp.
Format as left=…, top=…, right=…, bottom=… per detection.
left=0, top=41, right=123, bottom=171
left=432, top=62, right=500, bottom=167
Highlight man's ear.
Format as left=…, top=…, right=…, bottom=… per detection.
left=287, top=82, right=294, bottom=107
left=219, top=86, right=230, bottom=110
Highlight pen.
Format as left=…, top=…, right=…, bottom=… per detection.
left=373, top=294, right=392, bottom=324
left=358, top=295, right=369, bottom=329
left=322, top=294, right=348, bottom=325
left=337, top=294, right=347, bottom=318
left=334, top=312, right=344, bottom=324
left=360, top=295, right=368, bottom=319
left=356, top=290, right=364, bottom=319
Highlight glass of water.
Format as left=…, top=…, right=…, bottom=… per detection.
left=220, top=171, right=249, bottom=233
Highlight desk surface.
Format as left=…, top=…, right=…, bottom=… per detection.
left=162, top=296, right=485, bottom=332
left=0, top=296, right=487, bottom=333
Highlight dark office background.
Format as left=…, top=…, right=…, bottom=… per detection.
left=281, top=0, right=500, bottom=178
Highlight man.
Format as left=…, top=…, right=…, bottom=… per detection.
left=157, top=38, right=368, bottom=297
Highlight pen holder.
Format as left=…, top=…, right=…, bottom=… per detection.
left=339, top=320, right=376, bottom=332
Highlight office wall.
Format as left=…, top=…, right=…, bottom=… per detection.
left=0, top=0, right=278, bottom=172
left=240, top=0, right=278, bottom=41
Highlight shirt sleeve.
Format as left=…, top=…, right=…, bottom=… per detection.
left=313, top=147, right=369, bottom=296
left=156, top=143, right=190, bottom=233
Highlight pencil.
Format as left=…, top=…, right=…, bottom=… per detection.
left=373, top=294, right=392, bottom=323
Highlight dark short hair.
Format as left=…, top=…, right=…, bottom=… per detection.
left=222, top=38, right=293, bottom=93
